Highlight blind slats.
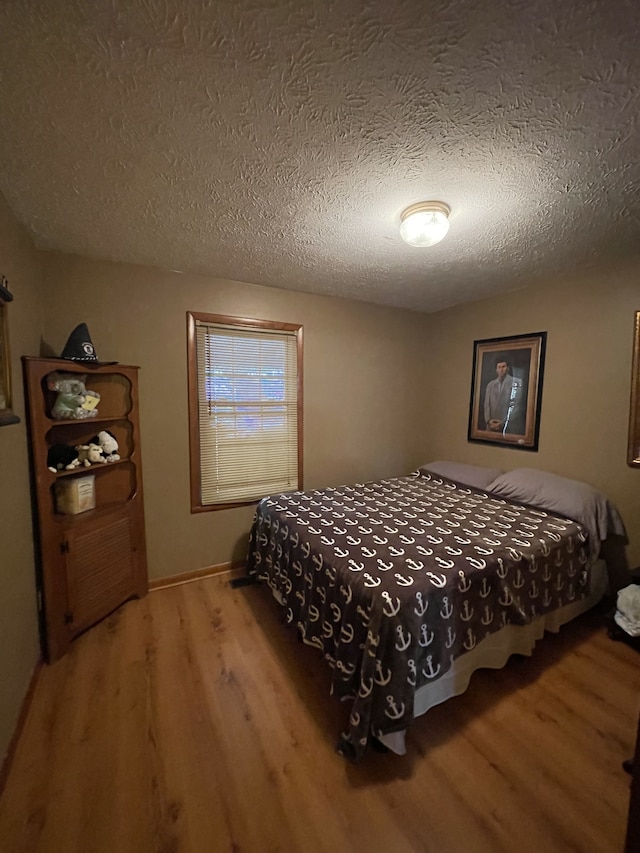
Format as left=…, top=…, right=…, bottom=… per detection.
left=195, top=321, right=299, bottom=505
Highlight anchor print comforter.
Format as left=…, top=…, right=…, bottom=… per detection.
left=246, top=470, right=592, bottom=760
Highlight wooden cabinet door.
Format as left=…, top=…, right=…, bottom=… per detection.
left=64, top=508, right=137, bottom=636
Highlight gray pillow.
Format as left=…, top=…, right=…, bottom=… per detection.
left=420, top=461, right=504, bottom=491
left=486, top=468, right=628, bottom=555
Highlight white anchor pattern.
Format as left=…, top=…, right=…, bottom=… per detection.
left=246, top=471, right=591, bottom=761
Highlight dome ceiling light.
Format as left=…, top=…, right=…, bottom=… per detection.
left=399, top=201, right=451, bottom=247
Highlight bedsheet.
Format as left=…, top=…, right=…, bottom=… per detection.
left=246, top=470, right=593, bottom=760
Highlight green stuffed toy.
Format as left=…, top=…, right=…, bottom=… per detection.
left=47, top=372, right=100, bottom=420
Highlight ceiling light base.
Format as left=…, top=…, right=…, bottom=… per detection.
left=400, top=201, right=451, bottom=247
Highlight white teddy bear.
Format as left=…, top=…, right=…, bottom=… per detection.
left=90, top=430, right=120, bottom=463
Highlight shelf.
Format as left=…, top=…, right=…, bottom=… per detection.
left=49, top=459, right=136, bottom=513
left=22, top=356, right=148, bottom=661
left=47, top=415, right=129, bottom=427
left=45, top=421, right=133, bottom=464
left=53, top=458, right=131, bottom=478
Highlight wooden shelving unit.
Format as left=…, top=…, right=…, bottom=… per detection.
left=22, top=357, right=148, bottom=661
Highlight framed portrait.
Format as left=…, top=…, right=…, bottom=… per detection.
left=628, top=310, right=640, bottom=467
left=0, top=275, right=20, bottom=427
left=468, top=331, right=546, bottom=451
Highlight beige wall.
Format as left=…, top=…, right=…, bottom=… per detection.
left=0, top=194, right=42, bottom=758
left=5, top=235, right=638, bottom=766
left=421, top=260, right=640, bottom=566
left=40, top=253, right=429, bottom=580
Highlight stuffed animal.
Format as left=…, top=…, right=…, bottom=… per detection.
left=89, top=429, right=120, bottom=463
left=47, top=443, right=81, bottom=472
left=76, top=443, right=104, bottom=467
left=48, top=372, right=100, bottom=420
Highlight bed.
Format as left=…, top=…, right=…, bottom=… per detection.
left=246, top=462, right=627, bottom=760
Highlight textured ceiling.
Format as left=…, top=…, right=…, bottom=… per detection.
left=0, top=0, right=639, bottom=313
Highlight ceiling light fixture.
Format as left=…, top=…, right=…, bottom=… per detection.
left=399, top=201, right=451, bottom=247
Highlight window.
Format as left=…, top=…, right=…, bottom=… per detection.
left=187, top=312, right=303, bottom=511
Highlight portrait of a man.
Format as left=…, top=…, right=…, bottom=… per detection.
left=468, top=333, right=546, bottom=450
left=481, top=353, right=527, bottom=435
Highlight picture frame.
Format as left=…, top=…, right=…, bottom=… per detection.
left=627, top=310, right=640, bottom=467
left=0, top=275, right=20, bottom=427
left=468, top=331, right=546, bottom=451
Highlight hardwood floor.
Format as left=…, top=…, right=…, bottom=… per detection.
left=1, top=574, right=638, bottom=853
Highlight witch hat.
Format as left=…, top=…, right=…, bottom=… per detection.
left=60, top=323, right=117, bottom=364
left=0, top=275, right=13, bottom=302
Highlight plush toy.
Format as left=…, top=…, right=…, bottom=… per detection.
left=48, top=372, right=101, bottom=420
left=76, top=443, right=104, bottom=467
left=47, top=443, right=81, bottom=472
left=89, top=429, right=120, bottom=463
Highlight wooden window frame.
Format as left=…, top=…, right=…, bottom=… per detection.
left=187, top=311, right=304, bottom=512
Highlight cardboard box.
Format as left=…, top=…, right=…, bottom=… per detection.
left=55, top=474, right=96, bottom=515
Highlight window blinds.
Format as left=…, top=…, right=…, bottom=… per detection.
left=195, top=320, right=299, bottom=504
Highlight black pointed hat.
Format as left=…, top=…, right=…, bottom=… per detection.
left=0, top=276, right=13, bottom=302
left=60, top=323, right=116, bottom=364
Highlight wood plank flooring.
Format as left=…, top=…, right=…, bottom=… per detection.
left=0, top=574, right=638, bottom=853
